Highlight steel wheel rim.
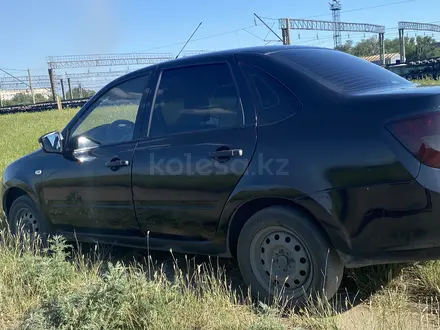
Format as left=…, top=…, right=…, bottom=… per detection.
left=16, top=207, right=39, bottom=236
left=249, top=225, right=313, bottom=298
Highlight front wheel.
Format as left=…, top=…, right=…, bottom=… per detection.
left=8, top=195, right=48, bottom=244
left=237, top=206, right=343, bottom=306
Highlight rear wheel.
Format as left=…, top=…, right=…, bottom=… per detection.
left=237, top=206, right=343, bottom=306
left=8, top=195, right=48, bottom=243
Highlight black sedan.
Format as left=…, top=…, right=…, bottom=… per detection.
left=2, top=45, right=440, bottom=305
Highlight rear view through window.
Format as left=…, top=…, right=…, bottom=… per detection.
left=271, top=48, right=413, bottom=93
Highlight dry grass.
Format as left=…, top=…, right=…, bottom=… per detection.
left=0, top=230, right=439, bottom=329
left=412, top=77, right=440, bottom=86
left=2, top=80, right=440, bottom=328
left=0, top=230, right=440, bottom=330
left=0, top=232, right=286, bottom=330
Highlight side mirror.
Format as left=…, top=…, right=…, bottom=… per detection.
left=39, top=131, right=63, bottom=153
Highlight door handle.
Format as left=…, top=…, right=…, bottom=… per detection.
left=210, top=149, right=243, bottom=158
left=105, top=159, right=130, bottom=168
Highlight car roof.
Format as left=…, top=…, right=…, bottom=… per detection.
left=112, top=45, right=328, bottom=84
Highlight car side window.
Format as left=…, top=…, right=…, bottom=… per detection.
left=240, top=63, right=301, bottom=125
left=149, top=63, right=243, bottom=138
left=70, top=74, right=150, bottom=149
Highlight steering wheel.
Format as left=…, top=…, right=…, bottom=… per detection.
left=105, top=119, right=135, bottom=143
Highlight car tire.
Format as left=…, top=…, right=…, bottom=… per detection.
left=8, top=195, right=49, bottom=244
left=237, top=205, right=343, bottom=307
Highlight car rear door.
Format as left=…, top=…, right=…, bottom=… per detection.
left=132, top=55, right=257, bottom=241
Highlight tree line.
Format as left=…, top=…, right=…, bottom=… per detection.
left=0, top=86, right=95, bottom=107
left=336, top=35, right=440, bottom=61
left=2, top=39, right=440, bottom=108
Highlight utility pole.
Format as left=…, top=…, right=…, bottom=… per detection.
left=67, top=78, right=73, bottom=99
left=330, top=0, right=342, bottom=49
left=27, top=69, right=35, bottom=104
left=398, top=21, right=440, bottom=64
left=79, top=83, right=83, bottom=98
left=379, top=32, right=386, bottom=65
left=277, top=18, right=385, bottom=60
left=48, top=68, right=56, bottom=101
left=281, top=18, right=291, bottom=45
left=399, top=28, right=406, bottom=63
left=60, top=79, right=65, bottom=99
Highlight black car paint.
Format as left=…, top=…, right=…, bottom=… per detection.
left=3, top=45, right=440, bottom=268
left=131, top=54, right=259, bottom=242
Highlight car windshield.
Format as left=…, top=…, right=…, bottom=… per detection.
left=270, top=48, right=413, bottom=93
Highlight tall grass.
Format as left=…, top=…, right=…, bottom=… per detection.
left=1, top=79, right=440, bottom=328
left=0, top=229, right=439, bottom=329
left=0, top=230, right=286, bottom=330
left=413, top=78, right=440, bottom=86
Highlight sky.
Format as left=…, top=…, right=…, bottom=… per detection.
left=1, top=0, right=440, bottom=78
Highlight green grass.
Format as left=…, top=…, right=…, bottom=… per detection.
left=0, top=233, right=286, bottom=330
left=0, top=232, right=439, bottom=330
left=413, top=78, right=440, bottom=86
left=2, top=81, right=440, bottom=329
left=0, top=108, right=79, bottom=178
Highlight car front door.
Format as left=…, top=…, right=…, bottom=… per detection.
left=132, top=57, right=257, bottom=242
left=40, top=72, right=153, bottom=245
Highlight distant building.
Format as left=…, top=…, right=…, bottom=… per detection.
left=0, top=88, right=52, bottom=101
left=361, top=53, right=401, bottom=65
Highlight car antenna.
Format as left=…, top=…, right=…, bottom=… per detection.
left=175, top=22, right=203, bottom=59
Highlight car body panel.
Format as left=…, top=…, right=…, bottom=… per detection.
left=3, top=150, right=46, bottom=214
left=4, top=45, right=440, bottom=268
left=132, top=126, right=257, bottom=241
left=132, top=53, right=258, bottom=241
left=2, top=69, right=156, bottom=246
left=39, top=141, right=142, bottom=236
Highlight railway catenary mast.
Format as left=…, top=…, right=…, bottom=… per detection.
left=329, top=0, right=342, bottom=48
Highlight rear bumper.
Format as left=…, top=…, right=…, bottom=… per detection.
left=416, top=163, right=440, bottom=194
left=332, top=175, right=440, bottom=268
left=336, top=130, right=440, bottom=266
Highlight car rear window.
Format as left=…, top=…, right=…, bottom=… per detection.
left=271, top=48, right=413, bottom=92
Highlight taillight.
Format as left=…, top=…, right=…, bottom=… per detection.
left=387, top=111, right=440, bottom=168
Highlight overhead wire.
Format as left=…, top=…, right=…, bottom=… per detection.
left=259, top=0, right=416, bottom=21
left=279, top=1, right=440, bottom=48
left=0, top=68, right=31, bottom=88
left=243, top=29, right=266, bottom=42
left=0, top=68, right=27, bottom=72
left=1, top=0, right=433, bottom=93
left=139, top=1, right=417, bottom=53
left=142, top=25, right=259, bottom=52
left=257, top=0, right=422, bottom=47
left=305, top=0, right=416, bottom=19
left=139, top=0, right=412, bottom=53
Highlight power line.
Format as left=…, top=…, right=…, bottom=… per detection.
left=243, top=29, right=266, bottom=41
left=0, top=68, right=27, bottom=72
left=264, top=23, right=276, bottom=41
left=3, top=0, right=432, bottom=78
left=0, top=68, right=31, bottom=88
left=142, top=25, right=259, bottom=52
left=260, top=0, right=416, bottom=21
left=306, top=0, right=415, bottom=19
